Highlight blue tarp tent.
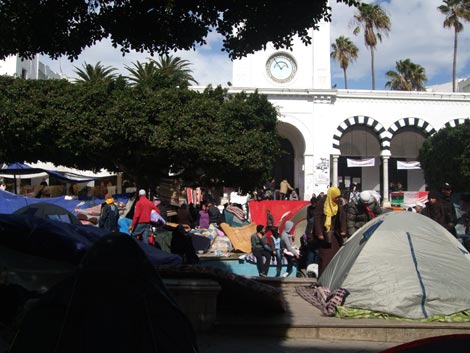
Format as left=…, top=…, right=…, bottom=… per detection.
left=0, top=214, right=182, bottom=292
left=0, top=190, right=82, bottom=215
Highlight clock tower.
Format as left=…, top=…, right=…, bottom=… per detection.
left=232, top=21, right=331, bottom=89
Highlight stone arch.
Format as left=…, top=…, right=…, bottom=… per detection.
left=388, top=117, right=436, bottom=138
left=444, top=118, right=469, bottom=129
left=276, top=119, right=307, bottom=197
left=387, top=117, right=433, bottom=192
left=332, top=115, right=388, bottom=153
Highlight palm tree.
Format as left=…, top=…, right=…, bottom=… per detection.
left=330, top=36, right=359, bottom=89
left=352, top=3, right=391, bottom=90
left=73, top=61, right=117, bottom=83
left=124, top=60, right=160, bottom=85
left=385, top=59, right=427, bottom=91
left=438, top=0, right=470, bottom=92
left=150, top=55, right=198, bottom=86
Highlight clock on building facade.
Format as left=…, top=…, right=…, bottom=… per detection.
left=266, top=53, right=297, bottom=84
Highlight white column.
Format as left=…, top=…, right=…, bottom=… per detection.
left=381, top=151, right=391, bottom=204
left=331, top=154, right=339, bottom=187
left=116, top=172, right=123, bottom=194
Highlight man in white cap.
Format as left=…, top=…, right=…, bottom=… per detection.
left=129, top=189, right=159, bottom=245
left=346, top=190, right=382, bottom=237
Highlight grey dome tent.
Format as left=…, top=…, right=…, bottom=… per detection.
left=318, top=211, right=470, bottom=320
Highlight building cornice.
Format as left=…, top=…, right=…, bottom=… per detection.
left=192, top=86, right=470, bottom=104
left=335, top=89, right=470, bottom=103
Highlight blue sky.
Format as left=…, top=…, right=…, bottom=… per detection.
left=43, top=0, right=470, bottom=90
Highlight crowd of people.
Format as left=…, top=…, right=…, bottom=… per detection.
left=247, top=180, right=464, bottom=279
left=96, top=178, right=465, bottom=280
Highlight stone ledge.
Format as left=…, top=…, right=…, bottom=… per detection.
left=163, top=278, right=221, bottom=333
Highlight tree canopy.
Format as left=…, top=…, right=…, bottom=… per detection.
left=438, top=0, right=470, bottom=92
left=0, top=76, right=280, bottom=190
left=418, top=119, right=470, bottom=191
left=330, top=36, right=358, bottom=89
left=0, top=1, right=358, bottom=61
left=385, top=58, right=427, bottom=91
left=352, top=2, right=391, bottom=90
left=73, top=61, right=117, bottom=83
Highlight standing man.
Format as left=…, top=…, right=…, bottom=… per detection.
left=208, top=201, right=222, bottom=225
left=99, top=193, right=119, bottom=232
left=251, top=225, right=272, bottom=277
left=439, top=182, right=458, bottom=237
left=422, top=190, right=448, bottom=228
left=129, top=189, right=159, bottom=245
left=263, top=178, right=276, bottom=200
left=346, top=190, right=382, bottom=237
left=279, top=178, right=294, bottom=200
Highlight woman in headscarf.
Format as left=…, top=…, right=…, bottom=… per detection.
left=313, top=186, right=347, bottom=277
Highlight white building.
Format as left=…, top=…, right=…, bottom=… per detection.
left=0, top=54, right=62, bottom=80
left=231, top=22, right=470, bottom=202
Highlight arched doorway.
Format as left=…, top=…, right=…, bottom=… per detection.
left=390, top=126, right=427, bottom=191
left=338, top=125, right=381, bottom=197
left=275, top=120, right=307, bottom=198
left=272, top=138, right=295, bottom=190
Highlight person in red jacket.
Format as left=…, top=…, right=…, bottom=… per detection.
left=129, top=189, right=159, bottom=245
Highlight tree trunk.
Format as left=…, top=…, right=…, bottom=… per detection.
left=343, top=68, right=348, bottom=89
left=453, top=27, right=458, bottom=93
left=371, top=47, right=375, bottom=90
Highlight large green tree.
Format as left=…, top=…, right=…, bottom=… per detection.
left=330, top=36, right=359, bottom=89
left=0, top=1, right=358, bottom=60
left=352, top=2, right=391, bottom=90
left=418, top=120, right=470, bottom=191
left=385, top=59, right=427, bottom=91
left=438, top=0, right=470, bottom=92
left=0, top=76, right=280, bottom=190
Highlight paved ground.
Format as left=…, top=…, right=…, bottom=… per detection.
left=193, top=276, right=470, bottom=353
left=198, top=334, right=396, bottom=353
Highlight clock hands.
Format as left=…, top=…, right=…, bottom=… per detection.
left=273, top=58, right=289, bottom=70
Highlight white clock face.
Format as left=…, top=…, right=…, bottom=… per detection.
left=266, top=53, right=297, bottom=83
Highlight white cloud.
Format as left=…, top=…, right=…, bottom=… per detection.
left=42, top=0, right=470, bottom=90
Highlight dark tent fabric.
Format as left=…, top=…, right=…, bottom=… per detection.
left=0, top=214, right=96, bottom=265
left=0, top=214, right=181, bottom=265
left=380, top=334, right=470, bottom=353
left=8, top=234, right=197, bottom=353
left=0, top=190, right=82, bottom=215
left=14, top=202, right=81, bottom=225
left=0, top=214, right=182, bottom=292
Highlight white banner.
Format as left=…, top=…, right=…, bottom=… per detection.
left=347, top=158, right=375, bottom=168
left=397, top=161, right=421, bottom=170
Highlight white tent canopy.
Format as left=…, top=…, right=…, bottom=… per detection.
left=319, top=212, right=470, bottom=319
left=28, top=161, right=116, bottom=178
